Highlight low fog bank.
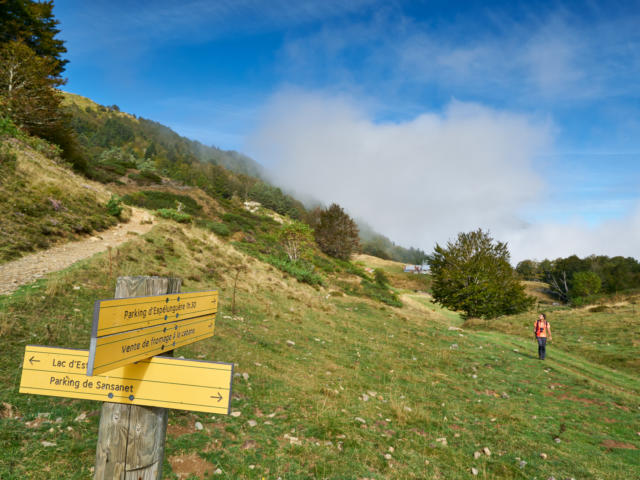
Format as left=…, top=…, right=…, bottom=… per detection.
left=503, top=205, right=640, bottom=262
left=247, top=90, right=639, bottom=263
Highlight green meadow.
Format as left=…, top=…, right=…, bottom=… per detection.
left=0, top=223, right=638, bottom=479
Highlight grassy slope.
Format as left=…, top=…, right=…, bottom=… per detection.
left=0, top=138, right=122, bottom=263
left=464, top=302, right=640, bottom=375
left=0, top=221, right=638, bottom=479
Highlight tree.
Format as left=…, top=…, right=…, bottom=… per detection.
left=515, top=259, right=539, bottom=280
left=0, top=0, right=68, bottom=75
left=428, top=229, right=534, bottom=318
left=0, top=40, right=65, bottom=138
left=314, top=203, right=360, bottom=261
left=279, top=221, right=314, bottom=263
left=571, top=271, right=601, bottom=299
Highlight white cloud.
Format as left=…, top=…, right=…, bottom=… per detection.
left=248, top=90, right=640, bottom=262
left=504, top=203, right=640, bottom=262
left=247, top=90, right=552, bottom=257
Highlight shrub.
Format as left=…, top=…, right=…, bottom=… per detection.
left=334, top=259, right=368, bottom=279
left=196, top=220, right=231, bottom=237
left=311, top=254, right=336, bottom=273
left=222, top=212, right=256, bottom=233
left=374, top=269, right=389, bottom=286
left=361, top=279, right=402, bottom=307
left=122, top=191, right=202, bottom=216
left=264, top=255, right=324, bottom=286
left=97, top=147, right=137, bottom=174
left=0, top=116, right=21, bottom=138
left=156, top=208, right=192, bottom=223
left=105, top=195, right=123, bottom=218
left=128, top=169, right=162, bottom=185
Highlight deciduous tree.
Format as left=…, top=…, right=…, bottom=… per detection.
left=0, top=40, right=65, bottom=138
left=570, top=271, right=601, bottom=298
left=279, top=221, right=314, bottom=263
left=428, top=229, right=534, bottom=318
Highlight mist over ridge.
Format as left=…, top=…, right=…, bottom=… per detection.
left=246, top=89, right=640, bottom=262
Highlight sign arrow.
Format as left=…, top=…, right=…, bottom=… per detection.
left=21, top=346, right=233, bottom=414
left=211, top=392, right=223, bottom=402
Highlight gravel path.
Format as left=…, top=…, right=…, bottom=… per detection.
left=0, top=208, right=154, bottom=296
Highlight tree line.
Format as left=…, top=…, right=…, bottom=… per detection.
left=516, top=255, right=640, bottom=303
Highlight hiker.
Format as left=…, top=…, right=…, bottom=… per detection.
left=534, top=313, right=552, bottom=360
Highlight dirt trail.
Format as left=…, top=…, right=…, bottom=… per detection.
left=0, top=208, right=154, bottom=296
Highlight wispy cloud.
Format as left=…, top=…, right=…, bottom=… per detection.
left=277, top=4, right=640, bottom=107
left=59, top=0, right=378, bottom=58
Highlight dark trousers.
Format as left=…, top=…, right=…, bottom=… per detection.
left=537, top=336, right=547, bottom=359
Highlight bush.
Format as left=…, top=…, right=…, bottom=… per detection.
left=156, top=208, right=192, bottom=223
left=334, top=259, right=368, bottom=279
left=196, top=220, right=231, bottom=237
left=122, top=191, right=202, bottom=216
left=128, top=169, right=162, bottom=185
left=0, top=116, right=21, bottom=138
left=264, top=256, right=324, bottom=286
left=374, top=269, right=389, bottom=286
left=106, top=195, right=123, bottom=218
left=97, top=147, right=137, bottom=175
left=222, top=212, right=257, bottom=233
left=338, top=277, right=402, bottom=307
left=361, top=279, right=402, bottom=307
left=311, top=254, right=336, bottom=273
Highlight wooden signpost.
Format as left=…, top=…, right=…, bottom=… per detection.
left=88, top=290, right=218, bottom=375
left=18, top=276, right=234, bottom=480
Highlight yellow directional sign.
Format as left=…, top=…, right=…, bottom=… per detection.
left=93, top=290, right=218, bottom=337
left=20, top=346, right=233, bottom=414
left=88, top=313, right=216, bottom=376
left=88, top=290, right=218, bottom=375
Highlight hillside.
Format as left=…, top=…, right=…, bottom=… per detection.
left=1, top=100, right=638, bottom=480
left=0, top=209, right=638, bottom=479
left=62, top=92, right=265, bottom=179
left=0, top=136, right=123, bottom=263
left=62, top=92, right=426, bottom=263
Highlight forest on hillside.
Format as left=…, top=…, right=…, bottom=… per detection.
left=517, top=255, right=640, bottom=304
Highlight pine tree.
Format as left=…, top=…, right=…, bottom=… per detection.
left=314, top=204, right=360, bottom=261
left=0, top=0, right=68, bottom=75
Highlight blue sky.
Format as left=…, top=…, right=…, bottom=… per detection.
left=54, top=0, right=640, bottom=260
